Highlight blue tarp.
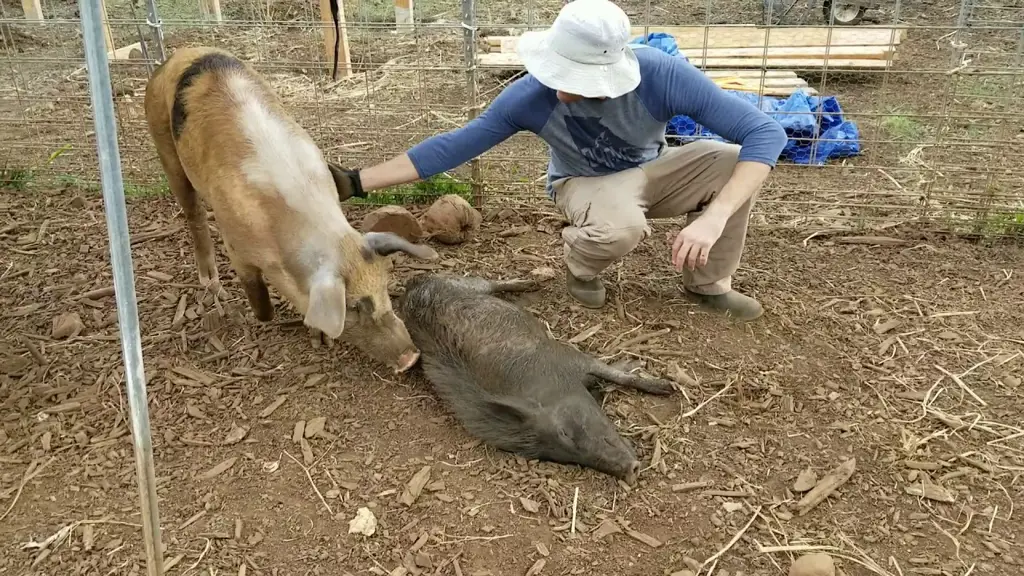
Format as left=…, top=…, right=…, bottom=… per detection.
left=629, top=33, right=862, bottom=165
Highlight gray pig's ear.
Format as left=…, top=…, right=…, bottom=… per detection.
left=484, top=397, right=531, bottom=427
left=362, top=231, right=439, bottom=261
left=304, top=272, right=347, bottom=339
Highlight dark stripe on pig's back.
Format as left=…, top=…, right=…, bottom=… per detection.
left=171, top=52, right=247, bottom=140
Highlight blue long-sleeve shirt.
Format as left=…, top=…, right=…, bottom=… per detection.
left=407, top=44, right=788, bottom=196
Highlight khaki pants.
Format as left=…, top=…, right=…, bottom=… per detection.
left=551, top=140, right=756, bottom=296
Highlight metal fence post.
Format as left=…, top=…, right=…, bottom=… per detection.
left=78, top=0, right=165, bottom=574
left=461, top=0, right=483, bottom=209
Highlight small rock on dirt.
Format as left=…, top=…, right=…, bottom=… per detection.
left=592, top=519, right=621, bottom=541
left=399, top=465, right=432, bottom=506
left=360, top=206, right=424, bottom=242
left=348, top=507, right=377, bottom=536
left=420, top=194, right=482, bottom=244
left=223, top=424, right=248, bottom=445
left=525, top=559, right=546, bottom=576
left=790, top=553, right=835, bottom=576
left=414, top=553, right=432, bottom=568
left=1, top=356, right=31, bottom=376
left=626, top=529, right=662, bottom=548
left=519, top=497, right=541, bottom=513
left=304, top=416, right=326, bottom=438
left=492, top=208, right=520, bottom=222
left=793, top=468, right=818, bottom=492
left=197, top=457, right=238, bottom=481
left=530, top=267, right=557, bottom=281
left=52, top=312, right=84, bottom=339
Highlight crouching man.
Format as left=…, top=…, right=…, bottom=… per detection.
left=341, top=0, right=787, bottom=321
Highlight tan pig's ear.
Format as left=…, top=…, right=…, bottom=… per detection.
left=304, top=271, right=347, bottom=339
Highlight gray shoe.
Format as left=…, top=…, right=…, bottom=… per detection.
left=566, top=269, right=606, bottom=308
left=684, top=288, right=764, bottom=322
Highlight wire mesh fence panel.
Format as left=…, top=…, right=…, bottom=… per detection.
left=0, top=0, right=1021, bottom=236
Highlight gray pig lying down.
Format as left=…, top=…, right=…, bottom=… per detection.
left=396, top=273, right=677, bottom=485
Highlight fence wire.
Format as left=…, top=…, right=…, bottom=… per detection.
left=1, top=0, right=1022, bottom=238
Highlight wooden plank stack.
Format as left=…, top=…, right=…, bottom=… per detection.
left=478, top=25, right=906, bottom=97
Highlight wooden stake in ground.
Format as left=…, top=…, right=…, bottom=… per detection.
left=22, top=0, right=43, bottom=22
left=319, top=0, right=352, bottom=79
left=199, top=0, right=222, bottom=21
left=199, top=0, right=222, bottom=22
left=97, top=0, right=115, bottom=54
left=394, top=0, right=413, bottom=30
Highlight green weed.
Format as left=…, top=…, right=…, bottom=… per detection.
left=56, top=174, right=98, bottom=192
left=349, top=174, right=474, bottom=206
left=0, top=165, right=33, bottom=191
left=880, top=114, right=923, bottom=142
left=124, top=178, right=171, bottom=199
left=981, top=211, right=1024, bottom=238
left=55, top=173, right=169, bottom=199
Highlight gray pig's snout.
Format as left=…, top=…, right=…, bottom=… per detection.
left=629, top=461, right=641, bottom=477
left=623, top=460, right=641, bottom=485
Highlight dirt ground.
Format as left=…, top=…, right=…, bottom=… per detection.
left=2, top=186, right=1024, bottom=576
left=2, top=0, right=1024, bottom=575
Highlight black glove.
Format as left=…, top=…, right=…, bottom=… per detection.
left=327, top=163, right=367, bottom=201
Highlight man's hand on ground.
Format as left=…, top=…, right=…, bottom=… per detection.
left=670, top=210, right=728, bottom=272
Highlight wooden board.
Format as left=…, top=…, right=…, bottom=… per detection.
left=630, top=25, right=905, bottom=48
left=700, top=70, right=805, bottom=79
left=715, top=80, right=817, bottom=96
left=477, top=51, right=896, bottom=69
left=665, top=45, right=893, bottom=59
left=489, top=41, right=894, bottom=60
left=486, top=25, right=904, bottom=50
left=690, top=69, right=820, bottom=93
left=480, top=62, right=815, bottom=95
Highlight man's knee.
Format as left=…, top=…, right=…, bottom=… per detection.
left=689, top=139, right=741, bottom=159
left=697, top=141, right=741, bottom=174
left=574, top=221, right=647, bottom=260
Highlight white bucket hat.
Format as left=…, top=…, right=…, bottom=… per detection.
left=515, top=0, right=641, bottom=99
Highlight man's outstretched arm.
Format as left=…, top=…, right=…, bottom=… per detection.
left=358, top=154, right=421, bottom=192
left=353, top=77, right=550, bottom=193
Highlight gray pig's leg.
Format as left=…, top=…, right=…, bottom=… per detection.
left=586, top=359, right=676, bottom=396
left=446, top=276, right=540, bottom=295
